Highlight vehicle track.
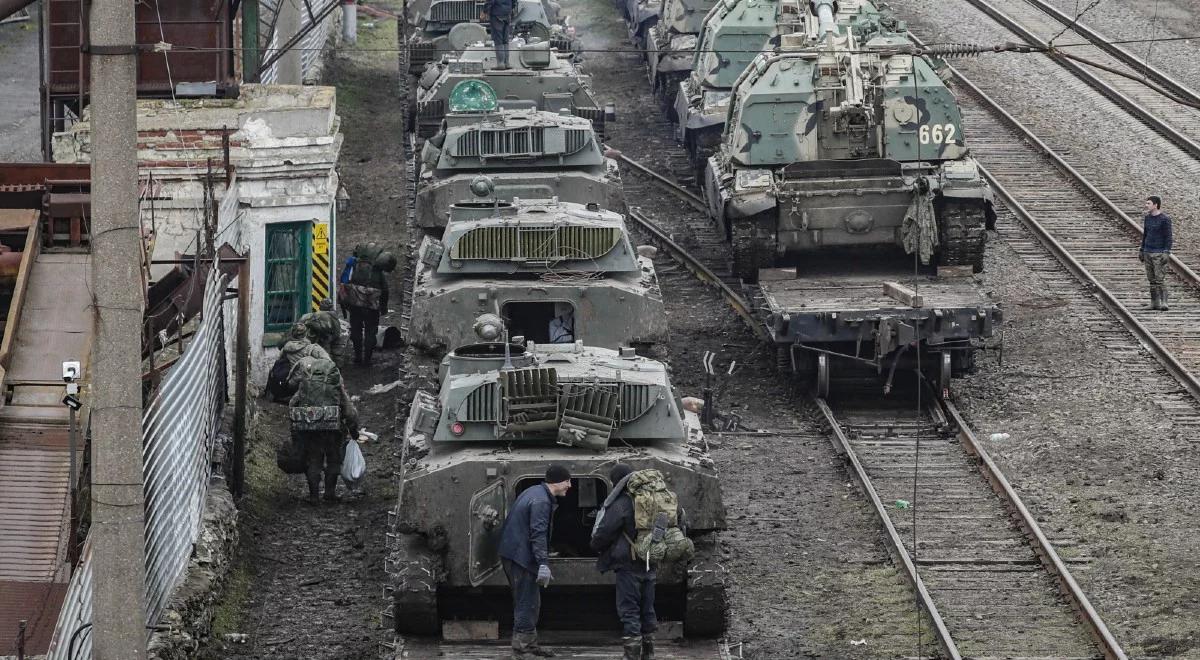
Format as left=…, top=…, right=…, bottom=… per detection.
left=961, top=0, right=1200, bottom=167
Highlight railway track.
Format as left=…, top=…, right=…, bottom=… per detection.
left=962, top=0, right=1200, bottom=166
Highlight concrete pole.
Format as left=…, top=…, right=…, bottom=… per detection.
left=276, top=0, right=303, bottom=84
left=88, top=0, right=148, bottom=658
left=342, top=0, right=357, bottom=45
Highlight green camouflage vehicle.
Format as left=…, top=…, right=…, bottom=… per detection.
left=415, top=41, right=614, bottom=138
left=416, top=81, right=623, bottom=230
left=644, top=0, right=718, bottom=113
left=620, top=0, right=662, bottom=48
left=703, top=0, right=993, bottom=282
left=405, top=0, right=580, bottom=74
left=387, top=341, right=727, bottom=636
left=406, top=189, right=668, bottom=352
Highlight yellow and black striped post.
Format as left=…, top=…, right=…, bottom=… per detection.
left=311, top=221, right=331, bottom=311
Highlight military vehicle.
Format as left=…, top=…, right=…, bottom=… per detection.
left=405, top=0, right=580, bottom=74
left=387, top=341, right=727, bottom=636
left=621, top=0, right=661, bottom=48
left=703, top=0, right=993, bottom=282
left=416, top=81, right=623, bottom=230
left=644, top=0, right=717, bottom=112
left=415, top=40, right=614, bottom=139
left=406, top=189, right=669, bottom=352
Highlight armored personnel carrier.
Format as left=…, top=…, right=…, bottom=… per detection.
left=620, top=0, right=662, bottom=48
left=406, top=191, right=668, bottom=352
left=644, top=0, right=718, bottom=112
left=416, top=81, right=623, bottom=230
left=405, top=0, right=580, bottom=74
left=703, top=0, right=993, bottom=282
left=388, top=341, right=727, bottom=636
left=415, top=40, right=613, bottom=139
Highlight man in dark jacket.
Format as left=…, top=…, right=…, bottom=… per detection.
left=288, top=357, right=359, bottom=503
left=1140, top=195, right=1173, bottom=310
left=480, top=0, right=514, bottom=69
left=590, top=464, right=656, bottom=659
left=498, top=464, right=572, bottom=658
left=339, top=242, right=396, bottom=366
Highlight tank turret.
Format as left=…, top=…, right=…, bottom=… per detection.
left=388, top=341, right=727, bottom=636
left=406, top=0, right=580, bottom=73
left=415, top=43, right=615, bottom=138
left=407, top=193, right=668, bottom=352
left=702, top=7, right=994, bottom=282
left=644, top=0, right=718, bottom=113
left=416, top=80, right=623, bottom=229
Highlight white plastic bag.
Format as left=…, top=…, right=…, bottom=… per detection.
left=342, top=440, right=366, bottom=486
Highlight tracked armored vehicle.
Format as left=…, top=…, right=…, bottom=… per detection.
left=645, top=0, right=718, bottom=113
left=620, top=0, right=662, bottom=48
left=704, top=0, right=993, bottom=282
left=405, top=0, right=580, bottom=74
left=407, top=191, right=668, bottom=352
left=416, top=81, right=623, bottom=230
left=415, top=41, right=613, bottom=138
left=388, top=341, right=727, bottom=637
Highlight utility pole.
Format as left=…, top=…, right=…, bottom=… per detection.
left=88, top=0, right=148, bottom=657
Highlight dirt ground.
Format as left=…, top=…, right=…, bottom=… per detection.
left=201, top=10, right=408, bottom=659
left=0, top=13, right=42, bottom=161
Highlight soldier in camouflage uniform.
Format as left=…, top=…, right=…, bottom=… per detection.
left=339, top=243, right=397, bottom=366
left=300, top=298, right=344, bottom=357
left=267, top=322, right=331, bottom=402
left=288, top=357, right=360, bottom=503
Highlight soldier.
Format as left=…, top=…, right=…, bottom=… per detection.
left=591, top=463, right=657, bottom=660
left=339, top=242, right=397, bottom=366
left=288, top=357, right=359, bottom=503
left=480, top=0, right=514, bottom=69
left=498, top=464, right=572, bottom=658
left=548, top=303, right=574, bottom=343
left=267, top=322, right=331, bottom=402
left=301, top=298, right=344, bottom=357
left=1139, top=195, right=1173, bottom=311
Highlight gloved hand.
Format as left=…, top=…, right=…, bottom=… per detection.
left=536, top=564, right=552, bottom=587
left=1138, top=250, right=1145, bottom=262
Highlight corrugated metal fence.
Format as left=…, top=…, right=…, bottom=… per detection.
left=45, top=256, right=233, bottom=660
left=259, top=0, right=342, bottom=84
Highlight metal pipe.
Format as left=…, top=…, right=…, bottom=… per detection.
left=241, top=0, right=261, bottom=82
left=812, top=0, right=836, bottom=34
left=342, top=0, right=357, bottom=44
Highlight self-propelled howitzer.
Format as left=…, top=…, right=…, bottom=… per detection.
left=645, top=0, right=718, bottom=112
left=703, top=3, right=994, bottom=282
left=407, top=193, right=668, bottom=352
left=388, top=341, right=727, bottom=636
left=416, top=82, right=623, bottom=230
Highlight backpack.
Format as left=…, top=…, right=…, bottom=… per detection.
left=266, top=355, right=296, bottom=403
left=624, top=470, right=694, bottom=568
left=289, top=358, right=343, bottom=431
left=349, top=244, right=382, bottom=287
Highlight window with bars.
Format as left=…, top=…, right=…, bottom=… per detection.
left=264, top=222, right=312, bottom=333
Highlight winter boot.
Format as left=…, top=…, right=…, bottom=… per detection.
left=363, top=347, right=374, bottom=366
left=323, top=472, right=340, bottom=502
left=622, top=636, right=643, bottom=660
left=305, top=476, right=321, bottom=504
left=526, top=631, right=556, bottom=657
left=1159, top=286, right=1170, bottom=311
left=641, top=636, right=655, bottom=659
left=1151, top=287, right=1162, bottom=310
left=511, top=631, right=535, bottom=659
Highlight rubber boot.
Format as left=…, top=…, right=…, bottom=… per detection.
left=323, top=471, right=340, bottom=502
left=622, top=636, right=643, bottom=660
left=641, top=636, right=655, bottom=659
left=363, top=347, right=374, bottom=367
left=352, top=346, right=363, bottom=365
left=1159, top=286, right=1170, bottom=311
left=305, top=476, right=320, bottom=504
left=1151, top=287, right=1161, bottom=310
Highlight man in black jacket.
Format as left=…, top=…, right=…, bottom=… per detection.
left=498, top=464, right=572, bottom=658
left=590, top=464, right=657, bottom=660
left=480, top=0, right=514, bottom=69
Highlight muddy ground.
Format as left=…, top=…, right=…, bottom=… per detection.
left=201, top=11, right=408, bottom=659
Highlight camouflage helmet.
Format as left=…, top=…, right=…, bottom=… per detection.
left=289, top=321, right=309, bottom=340
left=318, top=298, right=334, bottom=311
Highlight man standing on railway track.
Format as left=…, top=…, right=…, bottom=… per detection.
left=480, top=0, right=514, bottom=69
left=1139, top=195, right=1173, bottom=311
left=498, top=464, right=572, bottom=658
left=590, top=463, right=658, bottom=660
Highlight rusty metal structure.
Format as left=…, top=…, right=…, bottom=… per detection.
left=39, top=0, right=238, bottom=156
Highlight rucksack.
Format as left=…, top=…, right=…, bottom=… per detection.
left=624, top=470, right=694, bottom=568
left=350, top=244, right=384, bottom=287
left=289, top=358, right=343, bottom=431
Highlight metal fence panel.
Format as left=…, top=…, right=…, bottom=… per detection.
left=259, top=0, right=340, bottom=84
left=45, top=253, right=232, bottom=660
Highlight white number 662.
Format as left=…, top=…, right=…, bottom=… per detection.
left=918, top=123, right=957, bottom=144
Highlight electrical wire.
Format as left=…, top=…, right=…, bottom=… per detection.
left=1048, top=0, right=1106, bottom=46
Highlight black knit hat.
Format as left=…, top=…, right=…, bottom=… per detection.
left=609, top=463, right=634, bottom=484
left=545, top=464, right=571, bottom=485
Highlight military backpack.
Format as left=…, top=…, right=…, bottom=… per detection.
left=289, top=358, right=343, bottom=432
left=624, top=469, right=694, bottom=568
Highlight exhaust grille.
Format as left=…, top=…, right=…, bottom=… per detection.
left=459, top=383, right=497, bottom=421
left=428, top=0, right=481, bottom=23
left=501, top=368, right=560, bottom=432
left=618, top=384, right=654, bottom=422
left=455, top=127, right=546, bottom=157
left=450, top=226, right=621, bottom=261
left=565, top=128, right=591, bottom=153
